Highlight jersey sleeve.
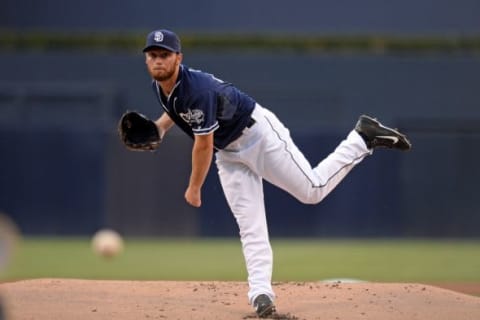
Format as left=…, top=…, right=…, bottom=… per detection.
left=188, top=91, right=219, bottom=135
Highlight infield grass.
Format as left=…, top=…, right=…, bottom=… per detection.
left=2, top=237, right=480, bottom=283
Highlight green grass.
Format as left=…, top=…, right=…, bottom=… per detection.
left=2, top=237, right=480, bottom=283
left=273, top=239, right=480, bottom=282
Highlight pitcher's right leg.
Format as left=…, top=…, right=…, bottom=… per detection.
left=257, top=107, right=371, bottom=204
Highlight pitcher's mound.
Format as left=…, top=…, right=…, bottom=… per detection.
left=1, top=279, right=479, bottom=319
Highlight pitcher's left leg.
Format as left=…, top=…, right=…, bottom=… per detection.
left=215, top=155, right=275, bottom=304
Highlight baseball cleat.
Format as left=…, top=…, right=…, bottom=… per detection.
left=355, top=115, right=412, bottom=151
left=253, top=294, right=276, bottom=318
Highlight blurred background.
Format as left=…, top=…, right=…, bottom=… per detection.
left=1, top=0, right=480, bottom=239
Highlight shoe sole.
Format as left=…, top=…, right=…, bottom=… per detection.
left=257, top=304, right=276, bottom=318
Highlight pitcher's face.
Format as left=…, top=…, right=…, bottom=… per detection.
left=145, top=49, right=182, bottom=81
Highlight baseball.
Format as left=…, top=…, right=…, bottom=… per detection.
left=91, top=229, right=124, bottom=258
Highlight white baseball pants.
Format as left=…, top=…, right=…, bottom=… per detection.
left=215, top=104, right=371, bottom=304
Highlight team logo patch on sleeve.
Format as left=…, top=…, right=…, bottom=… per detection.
left=179, top=109, right=205, bottom=125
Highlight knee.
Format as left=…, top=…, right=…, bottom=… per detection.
left=295, top=190, right=324, bottom=205
left=299, top=198, right=322, bottom=205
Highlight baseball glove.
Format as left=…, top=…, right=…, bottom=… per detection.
left=118, top=111, right=161, bottom=151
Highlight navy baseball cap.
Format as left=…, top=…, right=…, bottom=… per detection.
left=143, top=29, right=181, bottom=53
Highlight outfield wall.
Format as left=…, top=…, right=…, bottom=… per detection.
left=1, top=0, right=479, bottom=237
left=1, top=51, right=479, bottom=237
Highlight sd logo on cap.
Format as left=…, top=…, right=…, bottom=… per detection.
left=143, top=29, right=181, bottom=53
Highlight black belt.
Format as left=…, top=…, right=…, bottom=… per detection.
left=246, top=117, right=256, bottom=128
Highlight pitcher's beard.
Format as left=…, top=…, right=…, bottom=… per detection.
left=151, top=69, right=175, bottom=82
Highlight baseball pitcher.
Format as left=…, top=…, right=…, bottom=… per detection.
left=118, top=29, right=411, bottom=318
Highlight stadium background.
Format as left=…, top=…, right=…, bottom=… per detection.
left=1, top=0, right=480, bottom=238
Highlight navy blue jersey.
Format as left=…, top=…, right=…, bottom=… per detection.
left=151, top=65, right=256, bottom=149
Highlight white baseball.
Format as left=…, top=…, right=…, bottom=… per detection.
left=91, top=229, right=124, bottom=258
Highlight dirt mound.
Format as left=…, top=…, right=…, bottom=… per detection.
left=1, top=279, right=479, bottom=319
